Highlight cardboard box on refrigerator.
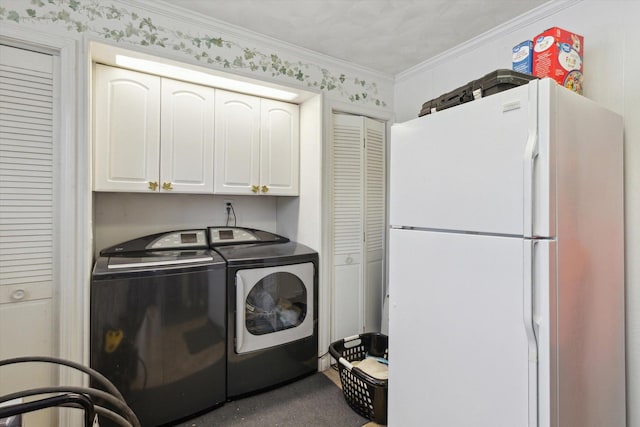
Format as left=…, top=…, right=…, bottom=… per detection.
left=512, top=40, right=533, bottom=74
left=533, top=27, right=584, bottom=94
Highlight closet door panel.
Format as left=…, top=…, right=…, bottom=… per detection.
left=330, top=113, right=386, bottom=338
left=331, top=114, right=364, bottom=337
left=364, top=118, right=386, bottom=332
left=0, top=43, right=56, bottom=427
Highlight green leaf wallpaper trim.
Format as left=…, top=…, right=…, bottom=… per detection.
left=0, top=0, right=388, bottom=107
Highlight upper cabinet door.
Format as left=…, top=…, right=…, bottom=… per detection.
left=214, top=90, right=260, bottom=195
left=94, top=64, right=160, bottom=192
left=260, top=99, right=299, bottom=196
left=160, top=79, right=215, bottom=193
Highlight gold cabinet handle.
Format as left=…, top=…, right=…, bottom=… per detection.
left=261, top=185, right=269, bottom=194
left=148, top=181, right=158, bottom=191
left=162, top=182, right=173, bottom=191
left=251, top=185, right=259, bottom=194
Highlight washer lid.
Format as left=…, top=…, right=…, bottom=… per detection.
left=106, top=250, right=220, bottom=269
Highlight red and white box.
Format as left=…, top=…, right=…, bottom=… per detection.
left=533, top=27, right=584, bottom=94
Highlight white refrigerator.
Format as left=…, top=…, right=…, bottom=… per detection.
left=388, top=78, right=625, bottom=427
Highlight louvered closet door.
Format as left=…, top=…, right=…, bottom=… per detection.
left=331, top=113, right=386, bottom=339
left=364, top=118, right=385, bottom=334
left=0, top=44, right=56, bottom=425
left=332, top=114, right=363, bottom=339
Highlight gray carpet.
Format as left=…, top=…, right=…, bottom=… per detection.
left=174, top=372, right=368, bottom=426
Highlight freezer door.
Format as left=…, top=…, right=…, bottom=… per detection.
left=390, top=82, right=539, bottom=236
left=388, top=228, right=534, bottom=426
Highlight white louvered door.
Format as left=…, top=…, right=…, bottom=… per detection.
left=0, top=44, right=56, bottom=426
left=331, top=113, right=385, bottom=339
left=332, top=114, right=363, bottom=340
left=363, top=119, right=385, bottom=335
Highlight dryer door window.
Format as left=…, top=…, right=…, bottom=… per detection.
left=235, top=262, right=314, bottom=354
left=245, top=271, right=307, bottom=335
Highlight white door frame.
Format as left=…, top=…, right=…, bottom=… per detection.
left=1, top=22, right=90, bottom=426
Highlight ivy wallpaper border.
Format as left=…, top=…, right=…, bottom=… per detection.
left=0, top=0, right=387, bottom=107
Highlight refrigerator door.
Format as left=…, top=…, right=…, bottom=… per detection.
left=388, top=228, right=534, bottom=426
left=390, top=82, right=540, bottom=236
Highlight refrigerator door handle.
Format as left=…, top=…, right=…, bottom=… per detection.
left=524, top=240, right=539, bottom=427
left=523, top=130, right=539, bottom=239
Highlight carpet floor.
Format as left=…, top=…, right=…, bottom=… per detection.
left=173, top=372, right=370, bottom=426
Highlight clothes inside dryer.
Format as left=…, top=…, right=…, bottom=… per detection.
left=245, top=271, right=308, bottom=334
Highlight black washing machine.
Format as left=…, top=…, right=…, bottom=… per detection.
left=208, top=227, right=319, bottom=398
left=90, top=229, right=226, bottom=427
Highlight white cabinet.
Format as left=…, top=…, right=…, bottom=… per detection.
left=94, top=64, right=160, bottom=192
left=93, top=64, right=215, bottom=193
left=213, top=91, right=260, bottom=194
left=160, top=78, right=215, bottom=193
left=214, top=90, right=299, bottom=195
left=260, top=99, right=300, bottom=196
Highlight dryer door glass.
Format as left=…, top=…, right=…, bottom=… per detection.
left=245, top=272, right=307, bottom=335
left=235, top=262, right=314, bottom=354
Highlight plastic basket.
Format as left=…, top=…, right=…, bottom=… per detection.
left=329, top=333, right=388, bottom=425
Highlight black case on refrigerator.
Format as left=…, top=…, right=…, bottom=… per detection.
left=418, top=69, right=538, bottom=117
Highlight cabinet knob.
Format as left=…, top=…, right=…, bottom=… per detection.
left=261, top=185, right=269, bottom=194
left=148, top=181, right=158, bottom=191
left=11, top=289, right=26, bottom=301
left=162, top=182, right=173, bottom=191
left=251, top=185, right=259, bottom=194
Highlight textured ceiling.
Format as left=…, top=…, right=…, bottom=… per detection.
left=166, top=0, right=549, bottom=75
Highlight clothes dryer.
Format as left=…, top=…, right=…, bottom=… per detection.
left=209, top=227, right=319, bottom=398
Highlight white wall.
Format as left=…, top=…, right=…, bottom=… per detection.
left=393, top=1, right=640, bottom=424
left=276, top=94, right=324, bottom=251
left=93, top=192, right=278, bottom=252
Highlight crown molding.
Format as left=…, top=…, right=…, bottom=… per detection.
left=123, top=0, right=394, bottom=83
left=395, top=0, right=583, bottom=82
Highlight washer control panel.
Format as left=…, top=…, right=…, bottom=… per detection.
left=100, top=229, right=208, bottom=256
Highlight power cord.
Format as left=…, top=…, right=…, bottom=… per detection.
left=225, top=202, right=237, bottom=227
